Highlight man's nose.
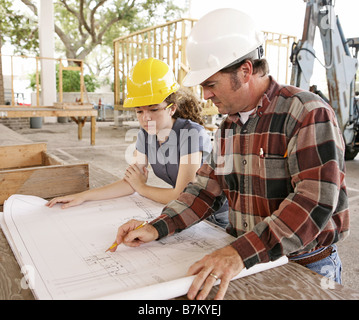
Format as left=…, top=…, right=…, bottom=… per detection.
left=203, top=87, right=214, bottom=100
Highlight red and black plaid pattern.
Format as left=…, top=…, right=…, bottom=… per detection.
left=151, top=78, right=349, bottom=269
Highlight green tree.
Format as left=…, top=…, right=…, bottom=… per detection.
left=1, top=0, right=185, bottom=98
left=0, top=0, right=39, bottom=104
left=28, top=64, right=100, bottom=92
left=0, top=0, right=39, bottom=55
left=20, top=0, right=184, bottom=62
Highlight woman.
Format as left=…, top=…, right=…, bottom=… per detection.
left=47, top=58, right=228, bottom=228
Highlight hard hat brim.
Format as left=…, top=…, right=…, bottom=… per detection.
left=182, top=65, right=222, bottom=87
left=123, top=82, right=180, bottom=108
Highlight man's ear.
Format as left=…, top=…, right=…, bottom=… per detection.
left=239, top=60, right=253, bottom=83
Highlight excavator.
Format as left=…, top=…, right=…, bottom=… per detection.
left=290, top=0, right=359, bottom=160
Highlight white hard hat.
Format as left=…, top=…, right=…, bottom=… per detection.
left=183, top=8, right=264, bottom=87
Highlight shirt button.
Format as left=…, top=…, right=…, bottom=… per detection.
left=242, top=129, right=248, bottom=133
left=243, top=222, right=248, bottom=228
left=243, top=160, right=247, bottom=165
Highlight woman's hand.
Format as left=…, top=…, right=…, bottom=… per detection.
left=124, top=164, right=148, bottom=192
left=46, top=193, right=86, bottom=209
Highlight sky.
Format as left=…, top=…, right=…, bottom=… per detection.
left=187, top=0, right=358, bottom=39
left=185, top=0, right=359, bottom=88
left=4, top=0, right=358, bottom=53
left=3, top=0, right=358, bottom=101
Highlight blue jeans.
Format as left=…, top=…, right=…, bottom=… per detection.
left=206, top=211, right=229, bottom=229
left=291, top=245, right=342, bottom=284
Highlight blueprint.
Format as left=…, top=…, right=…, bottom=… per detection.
left=1, top=194, right=231, bottom=299
left=1, top=194, right=288, bottom=300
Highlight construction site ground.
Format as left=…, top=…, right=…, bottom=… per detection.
left=11, top=120, right=359, bottom=294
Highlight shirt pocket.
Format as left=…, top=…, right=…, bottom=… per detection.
left=254, top=155, right=291, bottom=199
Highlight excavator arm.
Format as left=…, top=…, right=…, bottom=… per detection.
left=290, top=0, right=359, bottom=160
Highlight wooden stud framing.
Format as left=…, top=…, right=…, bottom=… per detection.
left=113, top=19, right=296, bottom=116
left=0, top=54, right=86, bottom=107
left=113, top=18, right=197, bottom=111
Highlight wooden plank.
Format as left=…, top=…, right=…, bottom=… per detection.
left=53, top=102, right=93, bottom=110
left=91, top=116, right=96, bottom=145
left=80, top=61, right=84, bottom=103
left=42, top=152, right=64, bottom=166
left=0, top=230, right=35, bottom=300
left=0, top=107, right=97, bottom=118
left=0, top=164, right=89, bottom=205
left=0, top=109, right=97, bottom=146
left=177, top=262, right=359, bottom=300
left=62, top=65, right=81, bottom=72
left=0, top=143, right=47, bottom=170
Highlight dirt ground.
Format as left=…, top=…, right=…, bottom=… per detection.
left=14, top=120, right=359, bottom=293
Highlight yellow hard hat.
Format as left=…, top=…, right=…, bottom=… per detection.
left=123, top=58, right=180, bottom=108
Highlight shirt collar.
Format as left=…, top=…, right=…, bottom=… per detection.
left=261, top=76, right=282, bottom=110
left=226, top=76, right=282, bottom=124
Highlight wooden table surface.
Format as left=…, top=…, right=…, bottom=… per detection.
left=1, top=125, right=359, bottom=300
left=1, top=225, right=359, bottom=300
left=0, top=106, right=97, bottom=145
left=182, top=261, right=359, bottom=300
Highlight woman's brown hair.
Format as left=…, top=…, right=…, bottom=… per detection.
left=165, top=88, right=204, bottom=126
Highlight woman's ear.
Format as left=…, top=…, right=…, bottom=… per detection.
left=170, top=104, right=177, bottom=116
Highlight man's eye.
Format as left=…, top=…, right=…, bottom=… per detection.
left=203, top=83, right=215, bottom=89
left=136, top=110, right=143, bottom=114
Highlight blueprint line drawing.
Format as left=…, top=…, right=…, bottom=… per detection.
left=2, top=193, right=246, bottom=300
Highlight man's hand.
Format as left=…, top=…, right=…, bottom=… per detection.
left=186, top=245, right=244, bottom=300
left=108, top=219, right=159, bottom=252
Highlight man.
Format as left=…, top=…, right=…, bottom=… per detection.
left=112, top=8, right=349, bottom=300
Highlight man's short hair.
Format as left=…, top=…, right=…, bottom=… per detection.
left=220, top=58, right=269, bottom=77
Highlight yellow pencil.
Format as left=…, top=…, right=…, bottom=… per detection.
left=105, top=242, right=118, bottom=252
left=134, top=221, right=148, bottom=230
left=105, top=221, right=148, bottom=252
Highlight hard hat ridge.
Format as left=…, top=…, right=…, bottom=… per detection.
left=222, top=45, right=264, bottom=70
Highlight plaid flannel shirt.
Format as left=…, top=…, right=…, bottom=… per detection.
left=150, top=77, right=350, bottom=269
